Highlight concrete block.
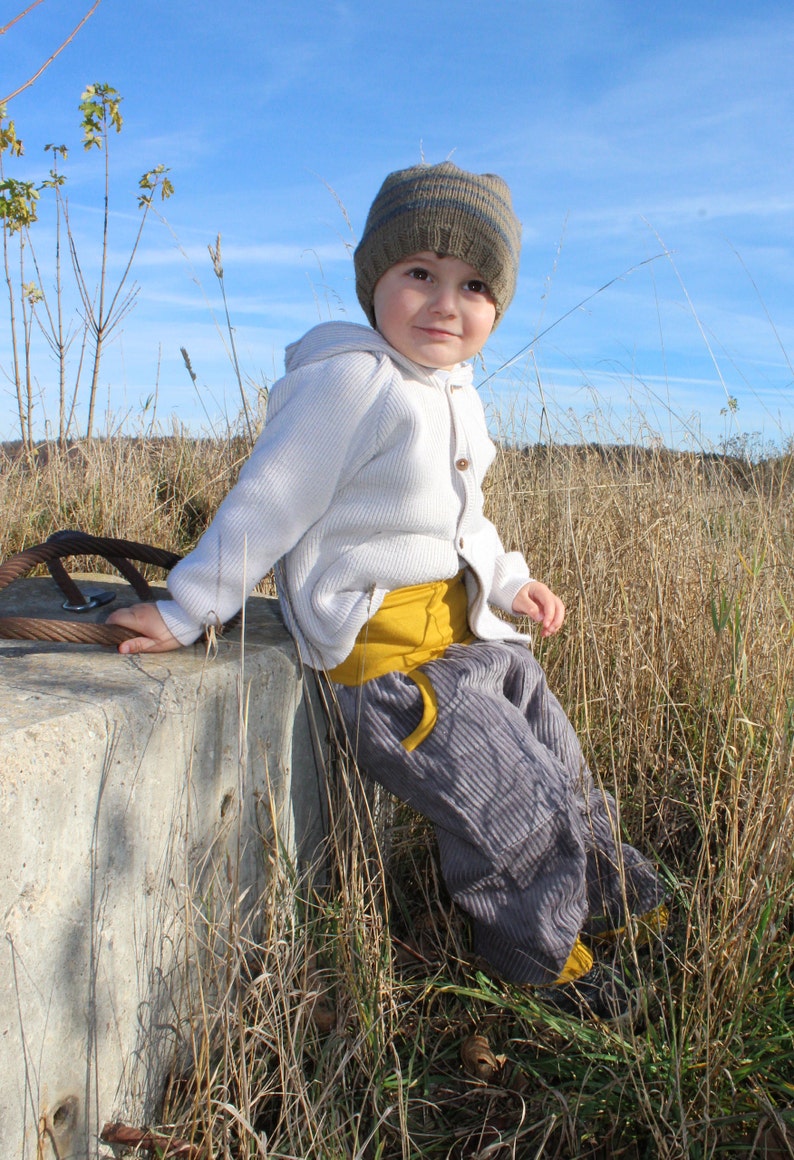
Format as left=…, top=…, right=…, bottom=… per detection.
left=0, top=576, right=327, bottom=1158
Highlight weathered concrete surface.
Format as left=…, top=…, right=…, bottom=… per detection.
left=0, top=576, right=326, bottom=1158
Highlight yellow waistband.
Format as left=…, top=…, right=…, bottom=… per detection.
left=328, top=572, right=474, bottom=687
left=328, top=573, right=474, bottom=752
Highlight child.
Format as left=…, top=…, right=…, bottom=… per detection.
left=108, top=162, right=666, bottom=1022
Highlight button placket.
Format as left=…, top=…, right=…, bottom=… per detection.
left=449, top=382, right=473, bottom=558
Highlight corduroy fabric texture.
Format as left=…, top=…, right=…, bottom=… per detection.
left=354, top=161, right=522, bottom=327
left=332, top=640, right=665, bottom=985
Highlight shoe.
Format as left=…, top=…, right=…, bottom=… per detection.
left=536, top=958, right=641, bottom=1027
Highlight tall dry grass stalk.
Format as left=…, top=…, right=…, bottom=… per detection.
left=0, top=429, right=248, bottom=565
left=2, top=428, right=792, bottom=1157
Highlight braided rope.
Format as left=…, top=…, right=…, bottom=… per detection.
left=0, top=530, right=182, bottom=646
left=0, top=616, right=138, bottom=645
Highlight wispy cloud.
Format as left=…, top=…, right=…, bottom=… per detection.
left=134, top=241, right=350, bottom=268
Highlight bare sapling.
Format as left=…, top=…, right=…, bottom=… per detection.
left=0, top=88, right=173, bottom=447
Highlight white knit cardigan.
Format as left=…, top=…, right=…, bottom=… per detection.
left=159, top=321, right=532, bottom=669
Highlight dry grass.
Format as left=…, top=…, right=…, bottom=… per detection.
left=2, top=428, right=793, bottom=1158
left=0, top=430, right=248, bottom=574
left=0, top=431, right=283, bottom=612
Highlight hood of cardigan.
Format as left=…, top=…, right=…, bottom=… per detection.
left=284, top=321, right=474, bottom=387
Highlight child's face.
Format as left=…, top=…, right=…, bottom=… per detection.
left=372, top=252, right=497, bottom=370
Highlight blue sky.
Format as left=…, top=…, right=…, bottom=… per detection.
left=3, top=0, right=793, bottom=449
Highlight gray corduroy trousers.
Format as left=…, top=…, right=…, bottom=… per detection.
left=333, top=639, right=663, bottom=985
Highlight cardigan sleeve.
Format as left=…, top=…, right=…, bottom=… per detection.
left=159, top=350, right=388, bottom=643
left=489, top=547, right=533, bottom=613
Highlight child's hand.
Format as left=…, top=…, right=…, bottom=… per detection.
left=512, top=581, right=565, bottom=637
left=106, top=602, right=182, bottom=655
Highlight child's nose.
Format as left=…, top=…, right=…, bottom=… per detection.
left=430, top=285, right=458, bottom=315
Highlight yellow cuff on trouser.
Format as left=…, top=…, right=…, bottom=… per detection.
left=590, top=904, right=670, bottom=947
left=552, top=937, right=594, bottom=984
left=548, top=904, right=669, bottom=987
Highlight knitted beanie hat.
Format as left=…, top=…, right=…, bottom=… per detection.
left=354, top=161, right=522, bottom=328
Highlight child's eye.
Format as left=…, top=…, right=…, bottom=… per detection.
left=407, top=267, right=431, bottom=280
left=465, top=279, right=490, bottom=295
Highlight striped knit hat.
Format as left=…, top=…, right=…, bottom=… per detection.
left=354, top=161, right=521, bottom=328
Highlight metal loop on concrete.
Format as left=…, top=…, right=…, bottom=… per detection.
left=61, top=590, right=117, bottom=614
left=0, top=530, right=183, bottom=646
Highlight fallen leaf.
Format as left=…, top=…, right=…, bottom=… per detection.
left=460, top=1034, right=506, bottom=1082
left=100, top=1122, right=201, bottom=1158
